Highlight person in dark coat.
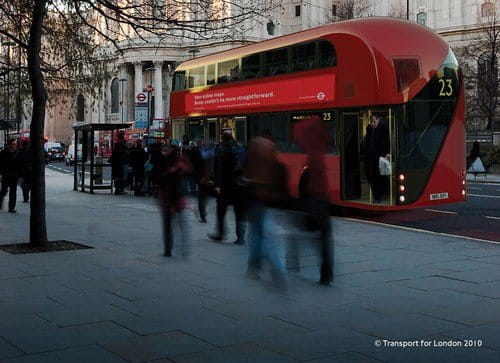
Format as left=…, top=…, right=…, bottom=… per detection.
left=18, top=140, right=32, bottom=203
left=111, top=132, right=127, bottom=195
left=208, top=128, right=246, bottom=245
left=130, top=139, right=147, bottom=196
left=189, top=139, right=211, bottom=223
left=158, top=143, right=192, bottom=257
left=0, top=138, right=21, bottom=213
left=362, top=113, right=390, bottom=203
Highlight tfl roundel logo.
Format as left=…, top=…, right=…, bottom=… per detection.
left=316, top=92, right=325, bottom=101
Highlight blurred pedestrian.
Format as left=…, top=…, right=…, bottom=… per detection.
left=208, top=128, right=246, bottom=245
left=158, top=143, right=192, bottom=257
left=149, top=142, right=164, bottom=198
left=130, top=139, right=147, bottom=196
left=189, top=139, right=211, bottom=223
left=244, top=137, right=289, bottom=288
left=0, top=139, right=21, bottom=213
left=111, top=131, right=127, bottom=195
left=18, top=140, right=32, bottom=203
left=293, top=116, right=333, bottom=286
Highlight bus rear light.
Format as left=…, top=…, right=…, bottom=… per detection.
left=399, top=174, right=405, bottom=181
left=399, top=185, right=405, bottom=192
left=462, top=180, right=466, bottom=186
left=462, top=190, right=466, bottom=196
left=462, top=170, right=466, bottom=176
left=399, top=196, right=406, bottom=202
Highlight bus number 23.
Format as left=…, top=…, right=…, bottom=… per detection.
left=439, top=79, right=453, bottom=96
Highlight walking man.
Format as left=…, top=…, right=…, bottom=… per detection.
left=0, top=139, right=21, bottom=213
left=208, top=128, right=246, bottom=244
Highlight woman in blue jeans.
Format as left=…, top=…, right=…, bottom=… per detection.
left=243, top=137, right=289, bottom=289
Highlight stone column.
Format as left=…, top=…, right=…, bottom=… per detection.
left=119, top=64, right=128, bottom=123
left=154, top=61, right=163, bottom=120
left=164, top=73, right=173, bottom=119
left=134, top=62, right=143, bottom=98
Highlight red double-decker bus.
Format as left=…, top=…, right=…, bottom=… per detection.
left=169, top=18, right=465, bottom=210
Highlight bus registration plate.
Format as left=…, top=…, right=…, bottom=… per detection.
left=430, top=192, right=449, bottom=200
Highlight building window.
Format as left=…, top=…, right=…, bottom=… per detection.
left=76, top=94, right=85, bottom=122
left=295, top=5, right=301, bottom=17
left=482, top=1, right=495, bottom=17
left=332, top=4, right=337, bottom=17
left=417, top=12, right=427, bottom=26
left=267, top=21, right=275, bottom=35
left=110, top=78, right=119, bottom=114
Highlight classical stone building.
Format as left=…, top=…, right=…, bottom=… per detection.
left=34, top=0, right=499, bottom=146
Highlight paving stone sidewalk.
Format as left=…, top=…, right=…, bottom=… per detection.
left=0, top=169, right=500, bottom=362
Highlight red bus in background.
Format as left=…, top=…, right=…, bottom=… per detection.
left=169, top=18, right=465, bottom=210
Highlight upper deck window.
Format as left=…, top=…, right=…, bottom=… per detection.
left=242, top=54, right=262, bottom=80
left=173, top=39, right=337, bottom=91
left=292, top=42, right=316, bottom=72
left=188, top=66, right=205, bottom=88
left=319, top=40, right=336, bottom=67
left=218, top=59, right=239, bottom=83
left=207, top=64, right=216, bottom=85
left=265, top=48, right=289, bottom=76
left=173, top=71, right=186, bottom=91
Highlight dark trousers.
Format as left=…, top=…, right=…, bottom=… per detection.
left=0, top=178, right=18, bottom=211
left=162, top=208, right=173, bottom=254
left=21, top=177, right=31, bottom=202
left=197, top=184, right=210, bottom=220
left=134, top=172, right=145, bottom=195
left=307, top=199, right=333, bottom=283
left=216, top=193, right=246, bottom=241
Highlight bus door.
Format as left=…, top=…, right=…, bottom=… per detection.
left=187, top=118, right=205, bottom=141
left=171, top=118, right=185, bottom=143
left=340, top=112, right=362, bottom=201
left=207, top=118, right=218, bottom=143
left=234, top=116, right=247, bottom=144
left=360, top=109, right=395, bottom=205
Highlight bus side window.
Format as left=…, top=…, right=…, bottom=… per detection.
left=188, top=66, right=205, bottom=88
left=218, top=59, right=240, bottom=83
left=173, top=71, right=186, bottom=91
left=207, top=64, right=216, bottom=85
left=242, top=54, right=262, bottom=80
left=265, top=48, right=288, bottom=76
left=292, top=42, right=316, bottom=72
left=319, top=40, right=336, bottom=68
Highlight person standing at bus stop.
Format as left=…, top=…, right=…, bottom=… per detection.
left=0, top=139, right=21, bottom=213
left=363, top=113, right=390, bottom=203
left=208, top=128, right=246, bottom=245
left=111, top=131, right=127, bottom=195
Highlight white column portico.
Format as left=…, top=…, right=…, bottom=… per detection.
left=134, top=62, right=143, bottom=98
left=153, top=61, right=163, bottom=120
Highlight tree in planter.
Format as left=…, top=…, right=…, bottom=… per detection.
left=457, top=10, right=500, bottom=131
left=0, top=0, right=281, bottom=247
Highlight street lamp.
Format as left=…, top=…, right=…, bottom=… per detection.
left=407, top=0, right=409, bottom=20
left=2, top=41, right=15, bottom=131
left=118, top=78, right=127, bottom=123
left=143, top=67, right=155, bottom=136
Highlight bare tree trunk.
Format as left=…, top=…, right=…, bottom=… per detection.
left=27, top=0, right=48, bottom=246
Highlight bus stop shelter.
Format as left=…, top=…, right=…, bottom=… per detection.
left=73, top=123, right=131, bottom=194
